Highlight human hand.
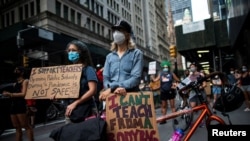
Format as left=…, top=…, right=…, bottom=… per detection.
left=99, top=88, right=111, bottom=101
left=114, top=87, right=127, bottom=96
left=65, top=102, right=77, bottom=117
left=50, top=94, right=56, bottom=100
left=2, top=91, right=11, bottom=97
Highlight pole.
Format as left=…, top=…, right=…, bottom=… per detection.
left=174, top=58, right=178, bottom=76
left=16, top=25, right=35, bottom=66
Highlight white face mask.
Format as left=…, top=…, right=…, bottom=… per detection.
left=113, top=31, right=125, bottom=44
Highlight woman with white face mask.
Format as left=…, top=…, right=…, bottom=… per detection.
left=99, top=20, right=143, bottom=101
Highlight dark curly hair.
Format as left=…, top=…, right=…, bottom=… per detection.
left=65, top=40, right=94, bottom=67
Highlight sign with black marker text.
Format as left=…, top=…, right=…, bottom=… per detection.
left=105, top=92, right=160, bottom=141
left=25, top=64, right=82, bottom=99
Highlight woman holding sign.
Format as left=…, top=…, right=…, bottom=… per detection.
left=151, top=60, right=180, bottom=124
left=64, top=40, right=98, bottom=123
left=99, top=20, right=143, bottom=101
left=2, top=66, right=34, bottom=141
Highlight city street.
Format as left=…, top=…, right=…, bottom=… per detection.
left=0, top=101, right=250, bottom=141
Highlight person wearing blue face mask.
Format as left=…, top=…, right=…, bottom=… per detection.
left=151, top=60, right=180, bottom=124
left=58, top=40, right=98, bottom=123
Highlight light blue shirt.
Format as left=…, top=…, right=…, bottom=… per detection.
left=103, top=48, right=143, bottom=90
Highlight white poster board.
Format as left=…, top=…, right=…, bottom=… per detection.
left=148, top=61, right=156, bottom=75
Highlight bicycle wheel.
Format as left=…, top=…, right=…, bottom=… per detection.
left=172, top=106, right=193, bottom=132
left=46, top=104, right=58, bottom=120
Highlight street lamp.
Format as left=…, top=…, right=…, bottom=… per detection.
left=17, top=25, right=35, bottom=48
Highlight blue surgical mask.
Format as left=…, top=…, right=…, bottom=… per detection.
left=68, top=51, right=79, bottom=63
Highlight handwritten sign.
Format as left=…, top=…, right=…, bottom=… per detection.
left=105, top=92, right=160, bottom=141
left=25, top=64, right=82, bottom=99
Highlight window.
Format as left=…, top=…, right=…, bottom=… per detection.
left=77, top=13, right=81, bottom=26
left=6, top=12, right=9, bottom=26
left=63, top=5, right=69, bottom=20
left=86, top=17, right=90, bottom=29
left=11, top=10, right=14, bottom=24
left=30, top=2, right=34, bottom=16
left=25, top=4, right=29, bottom=18
left=36, top=0, right=40, bottom=14
left=92, top=20, right=96, bottom=32
left=19, top=7, right=23, bottom=21
left=71, top=9, right=75, bottom=23
left=56, top=1, right=61, bottom=16
left=97, top=23, right=100, bottom=34
left=101, top=26, right=104, bottom=36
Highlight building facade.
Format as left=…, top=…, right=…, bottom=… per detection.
left=0, top=0, right=169, bottom=83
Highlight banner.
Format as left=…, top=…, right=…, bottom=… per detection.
left=105, top=91, right=160, bottom=141
left=25, top=64, right=82, bottom=99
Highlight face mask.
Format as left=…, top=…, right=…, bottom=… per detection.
left=215, top=75, right=219, bottom=79
left=190, top=68, right=196, bottom=72
left=113, top=31, right=125, bottom=44
left=163, top=68, right=169, bottom=72
left=242, top=69, right=247, bottom=72
left=230, top=71, right=234, bottom=74
left=68, top=51, right=79, bottom=63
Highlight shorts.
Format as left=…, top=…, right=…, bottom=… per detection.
left=160, top=89, right=176, bottom=100
left=240, top=85, right=250, bottom=92
left=10, top=104, right=27, bottom=115
left=212, top=86, right=222, bottom=94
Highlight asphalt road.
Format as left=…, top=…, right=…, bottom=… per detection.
left=1, top=101, right=250, bottom=141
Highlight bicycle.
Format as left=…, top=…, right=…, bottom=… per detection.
left=157, top=72, right=231, bottom=141
left=46, top=100, right=66, bottom=121
left=172, top=88, right=193, bottom=132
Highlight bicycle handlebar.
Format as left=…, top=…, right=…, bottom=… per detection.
left=178, top=71, right=226, bottom=93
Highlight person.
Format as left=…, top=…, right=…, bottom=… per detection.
left=151, top=60, right=180, bottom=124
left=200, top=70, right=212, bottom=108
left=95, top=64, right=104, bottom=110
left=187, top=63, right=207, bottom=127
left=63, top=40, right=98, bottom=123
left=238, top=65, right=250, bottom=112
left=99, top=20, right=143, bottom=101
left=188, top=63, right=207, bottom=108
left=227, top=67, right=236, bottom=85
left=26, top=99, right=37, bottom=128
left=149, top=74, right=161, bottom=108
left=2, top=66, right=34, bottom=141
left=211, top=74, right=222, bottom=113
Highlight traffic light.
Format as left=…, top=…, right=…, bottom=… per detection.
left=23, top=56, right=29, bottom=67
left=169, top=45, right=177, bottom=58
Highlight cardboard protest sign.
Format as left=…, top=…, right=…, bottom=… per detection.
left=105, top=91, right=160, bottom=141
left=25, top=64, right=82, bottom=99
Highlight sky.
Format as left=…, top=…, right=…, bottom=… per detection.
left=191, top=0, right=211, bottom=22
